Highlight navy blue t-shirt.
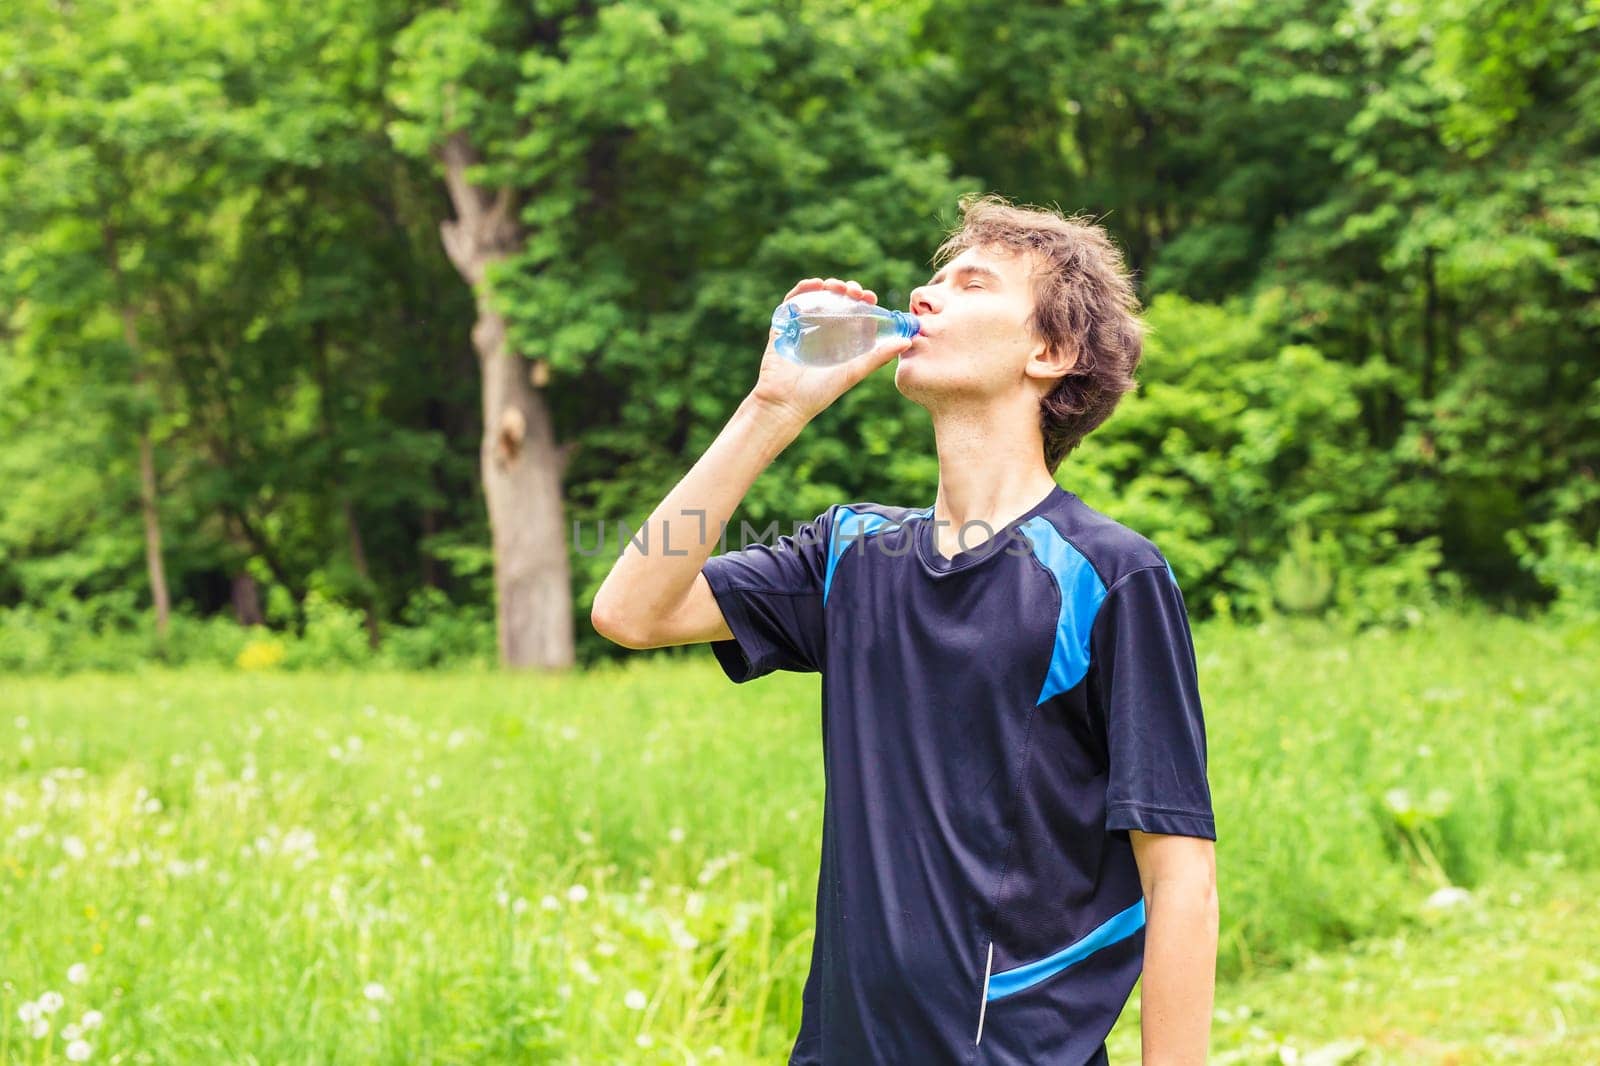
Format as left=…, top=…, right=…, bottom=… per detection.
left=701, top=484, right=1216, bottom=1066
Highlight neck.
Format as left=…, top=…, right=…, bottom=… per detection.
left=927, top=393, right=1060, bottom=531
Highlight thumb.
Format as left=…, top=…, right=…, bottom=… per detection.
left=864, top=334, right=914, bottom=371
left=830, top=335, right=912, bottom=394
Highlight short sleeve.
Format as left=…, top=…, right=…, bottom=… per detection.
left=1089, top=563, right=1217, bottom=840
left=700, top=506, right=834, bottom=683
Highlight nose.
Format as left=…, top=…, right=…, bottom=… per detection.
left=910, top=284, right=939, bottom=317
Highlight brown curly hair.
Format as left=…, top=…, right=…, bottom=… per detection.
left=931, top=193, right=1146, bottom=474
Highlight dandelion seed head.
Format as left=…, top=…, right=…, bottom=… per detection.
left=66, top=1038, right=93, bottom=1062
left=363, top=982, right=388, bottom=1002
left=81, top=1010, right=104, bottom=1030
left=624, top=989, right=647, bottom=1010
left=565, top=883, right=589, bottom=904
left=39, top=991, right=64, bottom=1014
left=68, top=963, right=89, bottom=985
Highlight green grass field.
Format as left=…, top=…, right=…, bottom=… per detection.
left=2, top=608, right=1596, bottom=1063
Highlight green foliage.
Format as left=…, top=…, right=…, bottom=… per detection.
left=380, top=588, right=498, bottom=670
left=1270, top=523, right=1337, bottom=616
left=288, top=589, right=376, bottom=669
left=0, top=589, right=496, bottom=674
left=1507, top=472, right=1600, bottom=621
left=2, top=0, right=1596, bottom=660
left=1067, top=289, right=1456, bottom=630
left=0, top=0, right=479, bottom=638
left=0, top=593, right=250, bottom=673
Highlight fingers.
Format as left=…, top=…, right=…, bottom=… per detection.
left=782, top=276, right=879, bottom=304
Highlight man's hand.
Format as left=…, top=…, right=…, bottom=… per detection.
left=592, top=273, right=910, bottom=651
left=750, top=276, right=915, bottom=427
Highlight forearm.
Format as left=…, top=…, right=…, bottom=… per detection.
left=1140, top=878, right=1218, bottom=1065
left=592, top=394, right=802, bottom=627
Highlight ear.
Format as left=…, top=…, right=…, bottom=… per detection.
left=1024, top=339, right=1077, bottom=382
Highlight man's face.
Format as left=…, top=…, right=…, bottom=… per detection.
left=896, top=243, right=1053, bottom=406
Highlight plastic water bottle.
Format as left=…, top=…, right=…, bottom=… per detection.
left=770, top=290, right=921, bottom=367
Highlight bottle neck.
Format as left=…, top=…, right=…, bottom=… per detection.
left=891, top=310, right=921, bottom=339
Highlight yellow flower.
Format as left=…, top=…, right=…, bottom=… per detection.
left=236, top=638, right=287, bottom=671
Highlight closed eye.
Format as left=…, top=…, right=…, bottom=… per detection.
left=965, top=282, right=984, bottom=290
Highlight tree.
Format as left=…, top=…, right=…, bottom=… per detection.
left=0, top=0, right=475, bottom=642
left=389, top=0, right=967, bottom=667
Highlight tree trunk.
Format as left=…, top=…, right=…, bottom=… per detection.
left=436, top=132, right=574, bottom=670
left=231, top=572, right=265, bottom=626
left=103, top=224, right=172, bottom=643
left=420, top=505, right=442, bottom=589
left=223, top=515, right=265, bottom=626
left=135, top=411, right=171, bottom=641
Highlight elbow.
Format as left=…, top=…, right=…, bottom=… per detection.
left=590, top=595, right=650, bottom=650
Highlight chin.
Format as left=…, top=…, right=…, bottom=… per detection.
left=894, top=357, right=962, bottom=407
left=892, top=356, right=930, bottom=402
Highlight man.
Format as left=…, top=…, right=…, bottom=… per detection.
left=592, top=193, right=1218, bottom=1065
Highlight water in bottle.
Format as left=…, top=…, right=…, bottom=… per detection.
left=770, top=290, right=921, bottom=368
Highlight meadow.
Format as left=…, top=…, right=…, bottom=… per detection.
left=2, top=607, right=1597, bottom=1064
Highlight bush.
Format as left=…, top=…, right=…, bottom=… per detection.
left=1509, top=520, right=1600, bottom=618
left=1068, top=288, right=1458, bottom=630
left=0, top=588, right=494, bottom=675
left=378, top=588, right=496, bottom=670
left=283, top=590, right=375, bottom=669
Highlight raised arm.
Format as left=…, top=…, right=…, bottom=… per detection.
left=589, top=277, right=913, bottom=650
